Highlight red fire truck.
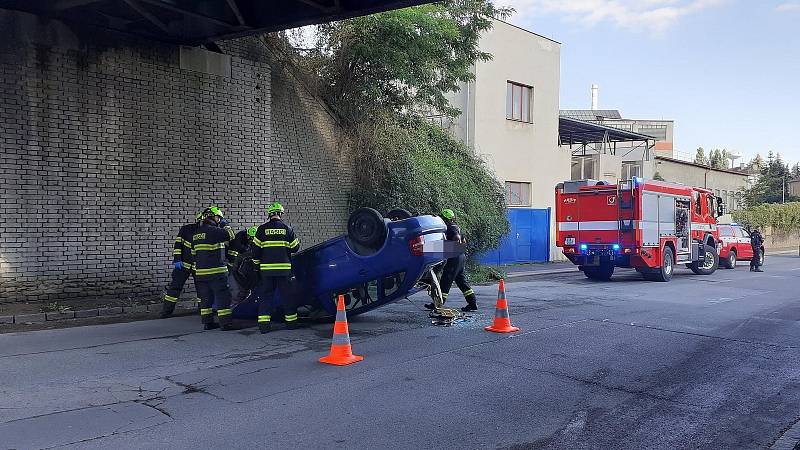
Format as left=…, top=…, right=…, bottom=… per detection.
left=555, top=178, right=725, bottom=282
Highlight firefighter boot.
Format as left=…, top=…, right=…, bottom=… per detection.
left=461, top=302, right=478, bottom=312
left=201, top=308, right=218, bottom=330
left=160, top=301, right=176, bottom=318
left=259, top=322, right=271, bottom=334
left=218, top=314, right=234, bottom=331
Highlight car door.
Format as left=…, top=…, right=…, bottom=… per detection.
left=737, top=228, right=753, bottom=259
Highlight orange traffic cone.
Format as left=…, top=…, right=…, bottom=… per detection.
left=319, top=295, right=364, bottom=366
left=485, top=279, right=519, bottom=333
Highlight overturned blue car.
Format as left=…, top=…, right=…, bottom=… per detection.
left=233, top=208, right=460, bottom=321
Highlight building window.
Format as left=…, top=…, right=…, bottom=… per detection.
left=506, top=81, right=532, bottom=123
left=571, top=155, right=598, bottom=180
left=621, top=161, right=642, bottom=179
left=505, top=181, right=531, bottom=207
left=636, top=125, right=668, bottom=141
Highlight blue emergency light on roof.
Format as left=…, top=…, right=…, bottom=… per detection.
left=612, top=244, right=620, bottom=251
left=580, top=244, right=588, bottom=251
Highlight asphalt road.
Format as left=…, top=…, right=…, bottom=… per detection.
left=2, top=256, right=800, bottom=450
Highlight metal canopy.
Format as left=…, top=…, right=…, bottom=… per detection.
left=0, top=0, right=435, bottom=45
left=559, top=116, right=655, bottom=158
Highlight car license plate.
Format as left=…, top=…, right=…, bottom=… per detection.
left=564, top=237, right=576, bottom=245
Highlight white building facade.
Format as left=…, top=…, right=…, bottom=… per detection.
left=446, top=20, right=569, bottom=262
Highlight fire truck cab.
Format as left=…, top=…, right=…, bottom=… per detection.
left=555, top=178, right=725, bottom=282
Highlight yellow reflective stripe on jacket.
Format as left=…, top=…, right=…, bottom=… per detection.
left=217, top=309, right=232, bottom=316
left=259, top=263, right=292, bottom=270
left=172, top=249, right=182, bottom=255
left=256, top=240, right=299, bottom=248
left=259, top=241, right=290, bottom=247
left=228, top=250, right=240, bottom=257
left=193, top=243, right=226, bottom=251
left=194, top=267, right=228, bottom=276
left=182, top=241, right=193, bottom=249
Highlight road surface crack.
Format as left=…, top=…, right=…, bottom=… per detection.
left=589, top=319, right=799, bottom=350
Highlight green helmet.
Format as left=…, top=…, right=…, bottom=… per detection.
left=441, top=209, right=455, bottom=220
left=247, top=226, right=257, bottom=237
left=267, top=202, right=285, bottom=215
left=204, top=206, right=224, bottom=219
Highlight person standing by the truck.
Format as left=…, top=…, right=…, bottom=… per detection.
left=750, top=227, right=764, bottom=272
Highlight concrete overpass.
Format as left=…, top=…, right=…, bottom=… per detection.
left=0, top=0, right=433, bottom=44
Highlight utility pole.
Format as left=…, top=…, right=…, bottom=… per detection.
left=783, top=174, right=786, bottom=204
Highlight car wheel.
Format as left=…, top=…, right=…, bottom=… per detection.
left=689, top=244, right=718, bottom=275
left=386, top=208, right=412, bottom=221
left=722, top=250, right=736, bottom=269
left=650, top=246, right=674, bottom=282
left=348, top=207, right=388, bottom=250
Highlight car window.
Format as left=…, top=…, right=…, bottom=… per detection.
left=381, top=272, right=406, bottom=298
left=693, top=192, right=701, bottom=215
left=339, top=280, right=379, bottom=311
left=718, top=226, right=731, bottom=237
left=738, top=228, right=749, bottom=238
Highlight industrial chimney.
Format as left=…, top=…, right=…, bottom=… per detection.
left=591, top=84, right=599, bottom=110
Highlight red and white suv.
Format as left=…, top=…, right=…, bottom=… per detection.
left=718, top=224, right=764, bottom=269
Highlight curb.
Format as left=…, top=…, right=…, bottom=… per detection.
left=0, top=303, right=186, bottom=325
left=506, top=267, right=578, bottom=278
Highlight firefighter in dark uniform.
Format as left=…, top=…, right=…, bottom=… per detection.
left=226, top=226, right=258, bottom=308
left=750, top=227, right=764, bottom=272
left=252, top=202, right=300, bottom=333
left=425, top=209, right=478, bottom=312
left=192, top=206, right=236, bottom=330
left=161, top=210, right=203, bottom=318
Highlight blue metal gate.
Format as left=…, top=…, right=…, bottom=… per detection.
left=479, top=208, right=550, bottom=265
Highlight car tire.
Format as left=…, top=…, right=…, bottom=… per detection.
left=348, top=207, right=388, bottom=250
left=650, top=246, right=674, bottom=282
left=689, top=244, right=719, bottom=275
left=386, top=208, right=412, bottom=221
left=583, top=263, right=614, bottom=281
left=722, top=250, right=736, bottom=269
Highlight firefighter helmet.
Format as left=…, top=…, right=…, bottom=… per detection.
left=267, top=202, right=285, bottom=215
left=204, top=206, right=224, bottom=219
left=441, top=209, right=455, bottom=220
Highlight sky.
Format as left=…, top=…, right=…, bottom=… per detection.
left=496, top=0, right=800, bottom=166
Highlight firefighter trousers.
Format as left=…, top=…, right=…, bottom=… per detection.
left=196, top=274, right=233, bottom=326
left=161, top=267, right=193, bottom=316
left=439, top=254, right=476, bottom=306
left=750, top=247, right=763, bottom=270
left=256, top=276, right=297, bottom=324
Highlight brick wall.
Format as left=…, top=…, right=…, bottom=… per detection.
left=0, top=10, right=353, bottom=304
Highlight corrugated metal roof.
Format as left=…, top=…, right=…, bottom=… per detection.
left=560, top=110, right=622, bottom=121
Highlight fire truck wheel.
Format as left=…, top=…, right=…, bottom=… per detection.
left=650, top=246, right=674, bottom=282
left=583, top=264, right=614, bottom=281
left=689, top=244, right=719, bottom=275
left=721, top=250, right=737, bottom=269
